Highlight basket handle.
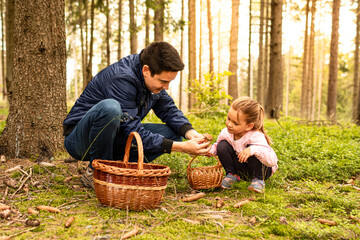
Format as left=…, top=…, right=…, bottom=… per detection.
left=187, top=154, right=222, bottom=170
left=123, top=132, right=144, bottom=172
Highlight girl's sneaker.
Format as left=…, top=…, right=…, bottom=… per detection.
left=221, top=173, right=240, bottom=189
left=248, top=179, right=265, bottom=193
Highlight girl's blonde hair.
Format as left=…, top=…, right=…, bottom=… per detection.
left=231, top=96, right=272, bottom=145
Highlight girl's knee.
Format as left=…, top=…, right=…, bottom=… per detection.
left=217, top=140, right=232, bottom=154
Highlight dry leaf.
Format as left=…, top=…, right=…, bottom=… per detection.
left=279, top=216, right=288, bottom=225
left=249, top=216, right=257, bottom=225
left=36, top=206, right=61, bottom=213
left=3, top=178, right=17, bottom=188
left=0, top=203, right=10, bottom=211
left=0, top=209, right=11, bottom=219
left=121, top=228, right=140, bottom=239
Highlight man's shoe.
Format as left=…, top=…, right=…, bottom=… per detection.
left=80, top=166, right=94, bottom=189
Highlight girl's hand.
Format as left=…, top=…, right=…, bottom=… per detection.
left=238, top=147, right=251, bottom=163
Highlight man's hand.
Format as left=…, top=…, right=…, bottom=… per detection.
left=238, top=147, right=251, bottom=163
left=172, top=137, right=211, bottom=156
left=185, top=129, right=203, bottom=140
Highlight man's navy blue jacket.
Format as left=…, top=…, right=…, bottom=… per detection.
left=63, top=52, right=193, bottom=154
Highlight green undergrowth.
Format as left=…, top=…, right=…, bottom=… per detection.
left=1, top=114, right=360, bottom=239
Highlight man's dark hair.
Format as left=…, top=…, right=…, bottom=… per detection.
left=140, top=41, right=185, bottom=76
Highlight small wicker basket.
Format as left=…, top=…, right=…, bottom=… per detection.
left=92, top=132, right=171, bottom=211
left=186, top=155, right=224, bottom=190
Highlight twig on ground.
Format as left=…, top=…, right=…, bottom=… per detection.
left=10, top=168, right=32, bottom=199
left=194, top=232, right=239, bottom=240
left=2, top=187, right=8, bottom=202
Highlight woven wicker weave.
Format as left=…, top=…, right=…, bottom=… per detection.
left=186, top=155, right=224, bottom=190
left=92, top=132, right=171, bottom=211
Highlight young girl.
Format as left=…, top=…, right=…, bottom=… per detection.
left=209, top=97, right=278, bottom=193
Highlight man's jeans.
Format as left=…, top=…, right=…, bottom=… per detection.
left=64, top=99, right=182, bottom=166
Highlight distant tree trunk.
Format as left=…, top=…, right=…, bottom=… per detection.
left=265, top=0, right=283, bottom=118
left=0, top=0, right=67, bottom=158
left=1, top=0, right=5, bottom=99
left=5, top=0, right=14, bottom=97
left=257, top=0, right=265, bottom=104
left=145, top=1, right=150, bottom=46
left=198, top=0, right=202, bottom=81
left=118, top=0, right=122, bottom=59
left=79, top=2, right=86, bottom=89
left=82, top=0, right=89, bottom=90
left=228, top=0, right=240, bottom=100
left=353, top=0, right=360, bottom=122
left=263, top=0, right=270, bottom=106
left=154, top=0, right=164, bottom=41
left=327, top=0, right=340, bottom=121
left=106, top=0, right=110, bottom=66
left=247, top=0, right=252, bottom=97
left=317, top=35, right=325, bottom=119
left=309, top=0, right=317, bottom=120
left=188, top=0, right=196, bottom=110
left=179, top=0, right=184, bottom=110
left=85, top=0, right=94, bottom=87
left=301, top=0, right=310, bottom=119
left=129, top=0, right=137, bottom=54
left=207, top=0, right=214, bottom=75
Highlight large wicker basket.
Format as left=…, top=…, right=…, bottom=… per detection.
left=186, top=155, right=224, bottom=190
left=92, top=132, right=171, bottom=211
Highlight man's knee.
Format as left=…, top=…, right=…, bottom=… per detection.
left=98, top=99, right=122, bottom=117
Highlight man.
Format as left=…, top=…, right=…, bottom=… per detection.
left=63, top=41, right=211, bottom=188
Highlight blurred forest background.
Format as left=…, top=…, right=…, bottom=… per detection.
left=0, top=0, right=359, bottom=158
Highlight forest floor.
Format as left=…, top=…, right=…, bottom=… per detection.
left=1, top=105, right=360, bottom=239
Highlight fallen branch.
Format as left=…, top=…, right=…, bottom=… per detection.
left=5, top=165, right=23, bottom=173
left=181, top=192, right=205, bottom=202
left=233, top=197, right=255, bottom=208
left=2, top=187, right=8, bottom=202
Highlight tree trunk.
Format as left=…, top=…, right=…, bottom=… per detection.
left=257, top=0, right=265, bottom=104
left=353, top=0, right=360, bottom=122
left=188, top=0, right=196, bottom=110
left=154, top=0, right=164, bottom=41
left=5, top=0, right=14, bottom=97
left=265, top=0, right=283, bottom=118
left=206, top=0, right=214, bottom=75
left=247, top=0, right=252, bottom=97
left=1, top=0, right=5, bottom=99
left=179, top=0, right=184, bottom=110
left=301, top=0, right=310, bottom=119
left=118, top=0, right=122, bottom=59
left=228, top=0, right=240, bottom=100
left=0, top=0, right=66, bottom=158
left=106, top=0, right=110, bottom=66
left=145, top=0, right=150, bottom=46
left=199, top=0, right=202, bottom=81
left=83, top=0, right=89, bottom=90
left=309, top=0, right=317, bottom=120
left=263, top=0, right=270, bottom=106
left=84, top=0, right=94, bottom=88
left=327, top=0, right=340, bottom=121
left=129, top=0, right=137, bottom=54
left=79, top=1, right=86, bottom=89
